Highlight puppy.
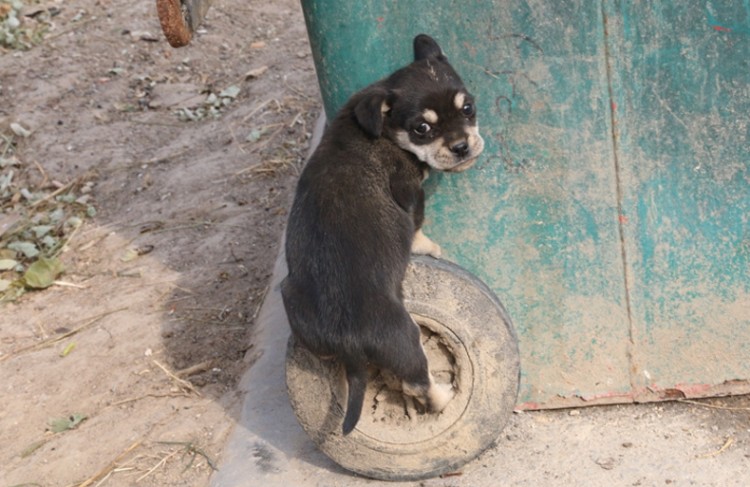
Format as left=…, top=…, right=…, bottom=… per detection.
left=281, top=34, right=484, bottom=435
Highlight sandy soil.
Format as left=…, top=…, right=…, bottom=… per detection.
left=1, top=0, right=316, bottom=485
left=2, top=1, right=749, bottom=487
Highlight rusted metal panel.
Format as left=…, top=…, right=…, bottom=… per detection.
left=157, top=0, right=215, bottom=47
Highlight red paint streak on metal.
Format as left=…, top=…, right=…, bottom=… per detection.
left=619, top=214, right=628, bottom=224
left=517, top=381, right=749, bottom=410
left=674, top=383, right=714, bottom=396
left=712, top=25, right=732, bottom=32
left=516, top=402, right=542, bottom=410
left=610, top=101, right=617, bottom=112
left=578, top=390, right=634, bottom=402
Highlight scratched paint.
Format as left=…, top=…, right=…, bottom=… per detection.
left=301, top=0, right=750, bottom=408
left=605, top=0, right=750, bottom=397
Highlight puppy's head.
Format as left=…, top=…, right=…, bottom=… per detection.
left=354, top=34, right=484, bottom=172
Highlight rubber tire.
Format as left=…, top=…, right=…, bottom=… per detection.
left=285, top=256, right=520, bottom=481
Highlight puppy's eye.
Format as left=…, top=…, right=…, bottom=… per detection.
left=461, top=103, right=475, bottom=117
left=413, top=122, right=431, bottom=135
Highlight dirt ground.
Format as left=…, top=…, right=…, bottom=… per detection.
left=1, top=1, right=749, bottom=487
left=2, top=0, right=316, bottom=485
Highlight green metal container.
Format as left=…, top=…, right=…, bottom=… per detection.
left=301, top=1, right=750, bottom=408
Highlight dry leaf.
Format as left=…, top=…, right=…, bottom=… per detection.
left=244, top=65, right=269, bottom=80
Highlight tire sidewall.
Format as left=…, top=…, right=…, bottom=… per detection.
left=285, top=257, right=520, bottom=480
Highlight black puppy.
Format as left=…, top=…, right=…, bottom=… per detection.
left=281, top=34, right=484, bottom=435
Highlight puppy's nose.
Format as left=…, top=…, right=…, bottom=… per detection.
left=450, top=141, right=469, bottom=157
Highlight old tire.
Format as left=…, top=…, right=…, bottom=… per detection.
left=285, top=256, right=520, bottom=480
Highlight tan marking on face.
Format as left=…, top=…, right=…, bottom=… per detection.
left=381, top=101, right=391, bottom=114
left=454, top=92, right=466, bottom=110
left=395, top=124, right=484, bottom=172
left=395, top=130, right=456, bottom=170
left=422, top=109, right=438, bottom=124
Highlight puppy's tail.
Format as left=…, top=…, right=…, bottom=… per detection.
left=342, top=361, right=367, bottom=435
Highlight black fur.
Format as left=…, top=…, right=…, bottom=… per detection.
left=281, top=34, right=479, bottom=435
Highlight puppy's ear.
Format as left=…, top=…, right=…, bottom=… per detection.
left=414, top=34, right=446, bottom=61
left=354, top=88, right=390, bottom=138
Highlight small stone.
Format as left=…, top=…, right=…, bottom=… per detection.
left=10, top=122, right=31, bottom=138
left=595, top=457, right=618, bottom=470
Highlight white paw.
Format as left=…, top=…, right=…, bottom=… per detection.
left=411, top=229, right=442, bottom=258
left=428, top=382, right=455, bottom=412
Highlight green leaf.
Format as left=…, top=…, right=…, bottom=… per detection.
left=7, top=241, right=39, bottom=258
left=205, top=93, right=219, bottom=107
left=22, top=257, right=64, bottom=289
left=64, top=216, right=82, bottom=232
left=218, top=85, right=240, bottom=99
left=49, top=413, right=87, bottom=433
left=56, top=193, right=76, bottom=204
left=245, top=128, right=265, bottom=143
left=120, top=248, right=139, bottom=262
left=20, top=439, right=48, bottom=458
left=41, top=235, right=58, bottom=248
left=60, top=342, right=76, bottom=357
left=49, top=208, right=65, bottom=223
left=31, top=225, right=53, bottom=238
left=0, top=259, right=18, bottom=270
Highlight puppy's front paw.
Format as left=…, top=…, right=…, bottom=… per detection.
left=411, top=229, right=442, bottom=258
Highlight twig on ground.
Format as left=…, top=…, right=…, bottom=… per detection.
left=46, top=17, right=97, bottom=41
left=241, top=98, right=278, bottom=123
left=77, top=440, right=142, bottom=487
left=156, top=441, right=218, bottom=472
left=32, top=159, right=49, bottom=188
left=77, top=233, right=109, bottom=252
left=250, top=284, right=270, bottom=323
left=147, top=221, right=214, bottom=234
left=176, top=361, right=213, bottom=378
left=53, top=280, right=88, bottom=289
left=109, top=392, right=190, bottom=408
left=152, top=360, right=202, bottom=396
left=697, top=437, right=734, bottom=458
left=29, top=178, right=77, bottom=208
left=0, top=307, right=129, bottom=363
left=135, top=448, right=180, bottom=482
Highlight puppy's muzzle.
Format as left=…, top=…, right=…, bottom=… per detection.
left=450, top=141, right=470, bottom=158
left=446, top=133, right=484, bottom=172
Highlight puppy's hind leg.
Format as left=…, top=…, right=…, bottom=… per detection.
left=381, top=308, right=453, bottom=413
left=401, top=371, right=454, bottom=413
left=425, top=375, right=454, bottom=412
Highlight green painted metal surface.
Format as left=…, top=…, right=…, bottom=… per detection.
left=301, top=1, right=750, bottom=408
left=606, top=1, right=750, bottom=397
